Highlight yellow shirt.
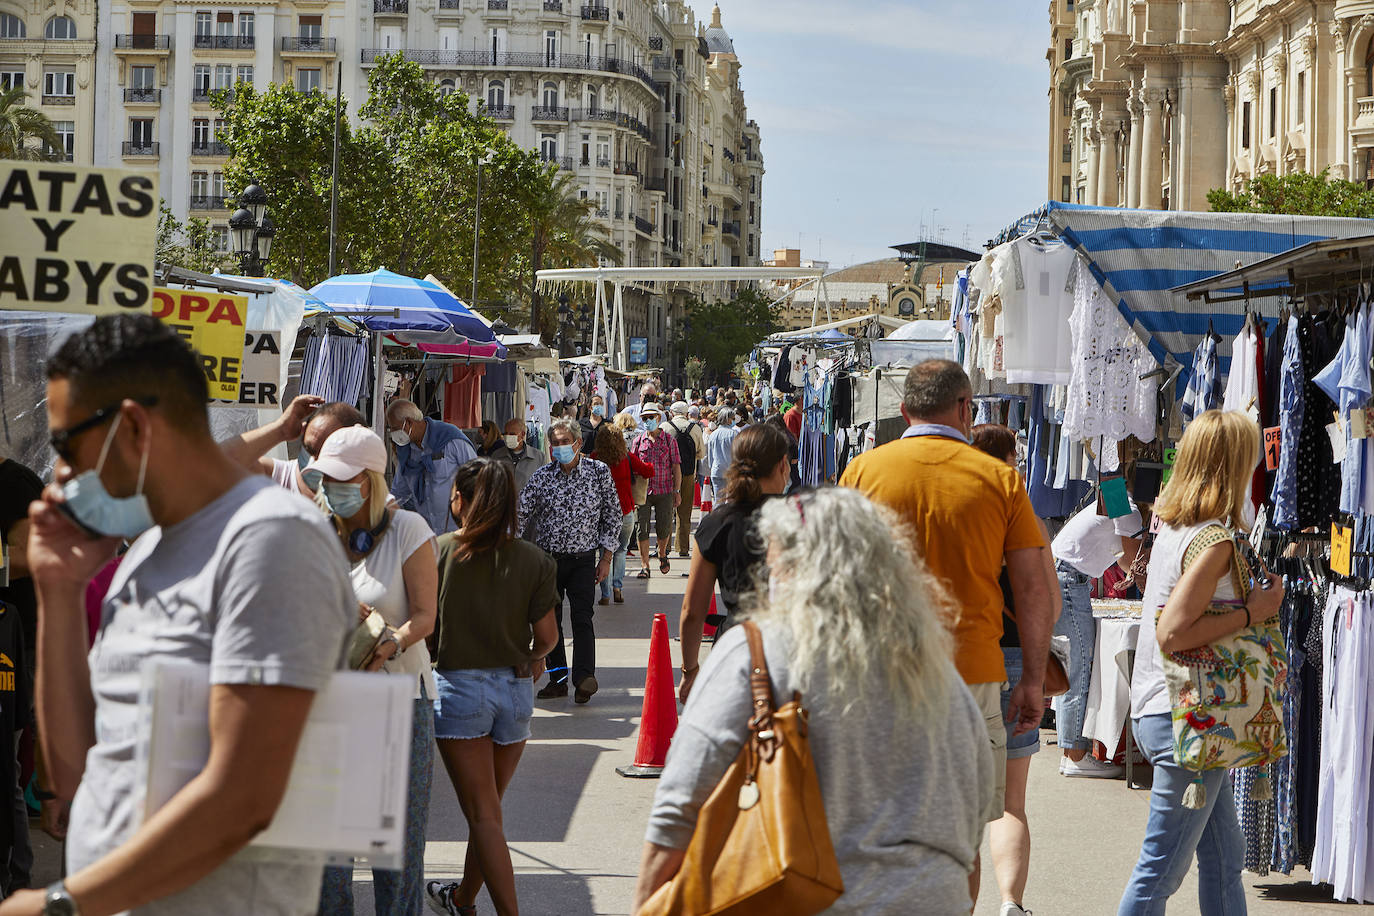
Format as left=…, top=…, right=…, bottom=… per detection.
left=839, top=432, right=1044, bottom=685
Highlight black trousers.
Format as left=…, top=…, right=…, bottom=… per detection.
left=548, top=551, right=597, bottom=686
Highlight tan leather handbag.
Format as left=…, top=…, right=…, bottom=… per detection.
left=637, top=621, right=844, bottom=916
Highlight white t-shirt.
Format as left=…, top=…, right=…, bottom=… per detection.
left=271, top=457, right=299, bottom=491
left=351, top=509, right=438, bottom=699
left=999, top=236, right=1076, bottom=385
left=1051, top=502, right=1144, bottom=578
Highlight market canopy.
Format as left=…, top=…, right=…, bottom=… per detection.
left=889, top=241, right=982, bottom=263
left=1044, top=202, right=1374, bottom=376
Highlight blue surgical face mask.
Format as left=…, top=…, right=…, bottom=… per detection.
left=552, top=444, right=576, bottom=465
left=644, top=418, right=659, bottom=433
left=592, top=405, right=605, bottom=417
left=321, top=481, right=367, bottom=518
left=61, top=412, right=155, bottom=540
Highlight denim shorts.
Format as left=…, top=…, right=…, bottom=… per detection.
left=434, top=668, right=534, bottom=745
left=1000, top=648, right=1041, bottom=759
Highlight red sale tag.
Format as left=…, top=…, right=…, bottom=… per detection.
left=1263, top=426, right=1281, bottom=471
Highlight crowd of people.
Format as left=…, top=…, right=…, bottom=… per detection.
left=0, top=313, right=1282, bottom=916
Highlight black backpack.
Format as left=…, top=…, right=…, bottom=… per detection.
left=669, top=417, right=697, bottom=469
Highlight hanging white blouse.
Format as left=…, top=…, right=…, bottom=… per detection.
left=1221, top=324, right=1259, bottom=416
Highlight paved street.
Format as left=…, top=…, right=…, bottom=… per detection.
left=24, top=540, right=1362, bottom=915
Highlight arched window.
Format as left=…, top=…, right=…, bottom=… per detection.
left=587, top=85, right=598, bottom=112
left=542, top=81, right=558, bottom=108
left=1366, top=37, right=1374, bottom=97
left=438, top=78, right=455, bottom=97
left=486, top=79, right=504, bottom=109
left=539, top=133, right=558, bottom=161
left=0, top=13, right=25, bottom=38
left=44, top=16, right=76, bottom=39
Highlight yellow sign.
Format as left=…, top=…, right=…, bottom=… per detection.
left=1331, top=523, right=1353, bottom=578
left=0, top=163, right=157, bottom=314
left=151, top=287, right=247, bottom=400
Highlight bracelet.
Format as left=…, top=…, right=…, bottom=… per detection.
left=1242, top=605, right=1252, bottom=628
left=681, top=664, right=699, bottom=675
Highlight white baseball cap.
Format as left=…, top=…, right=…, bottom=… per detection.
left=303, top=425, right=387, bottom=483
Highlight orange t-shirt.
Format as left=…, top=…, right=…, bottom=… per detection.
left=839, top=433, right=1044, bottom=685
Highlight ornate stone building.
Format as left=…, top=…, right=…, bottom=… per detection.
left=0, top=0, right=97, bottom=162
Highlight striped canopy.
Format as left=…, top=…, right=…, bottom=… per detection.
left=1046, top=203, right=1373, bottom=379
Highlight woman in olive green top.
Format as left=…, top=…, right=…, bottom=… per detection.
left=427, top=458, right=559, bottom=916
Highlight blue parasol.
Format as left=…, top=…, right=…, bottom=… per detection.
left=309, top=268, right=503, bottom=354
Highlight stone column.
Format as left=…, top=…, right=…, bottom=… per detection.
left=1098, top=114, right=1122, bottom=206
left=1139, top=87, right=1163, bottom=209
left=1332, top=18, right=1349, bottom=175
left=1127, top=90, right=1143, bottom=208
left=1085, top=125, right=1101, bottom=204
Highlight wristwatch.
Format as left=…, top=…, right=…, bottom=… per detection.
left=43, top=882, right=80, bottom=916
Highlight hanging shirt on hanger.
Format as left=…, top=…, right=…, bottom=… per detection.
left=1222, top=323, right=1260, bottom=417
left=1180, top=334, right=1221, bottom=423
left=997, top=236, right=1076, bottom=385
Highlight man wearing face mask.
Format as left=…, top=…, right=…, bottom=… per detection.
left=630, top=404, right=681, bottom=578
left=493, top=418, right=546, bottom=493
left=17, top=314, right=355, bottom=916
left=516, top=419, right=621, bottom=704
left=220, top=399, right=364, bottom=497
left=385, top=399, right=476, bottom=536
left=625, top=383, right=658, bottom=430
left=580, top=395, right=607, bottom=452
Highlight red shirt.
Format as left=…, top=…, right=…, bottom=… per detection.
left=596, top=452, right=655, bottom=515
left=784, top=405, right=803, bottom=439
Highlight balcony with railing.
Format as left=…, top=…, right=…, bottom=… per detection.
left=42, top=93, right=76, bottom=106
left=644, top=176, right=666, bottom=192
left=188, top=195, right=227, bottom=211
left=359, top=48, right=655, bottom=92
left=1357, top=97, right=1374, bottom=130
left=488, top=0, right=509, bottom=8
left=192, top=87, right=233, bottom=103
left=374, top=0, right=408, bottom=13
left=191, top=140, right=231, bottom=156
left=634, top=215, right=654, bottom=236
left=114, top=34, right=171, bottom=52
left=723, top=220, right=740, bottom=238
left=613, top=159, right=639, bottom=177
left=486, top=104, right=514, bottom=119
left=532, top=105, right=569, bottom=121
left=193, top=34, right=254, bottom=50
left=593, top=207, right=610, bottom=218
left=581, top=4, right=609, bottom=20
left=122, top=87, right=160, bottom=103
left=542, top=0, right=563, bottom=9
left=540, top=154, right=574, bottom=170
left=122, top=141, right=159, bottom=156
left=281, top=36, right=337, bottom=53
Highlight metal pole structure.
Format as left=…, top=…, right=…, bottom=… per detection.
left=472, top=153, right=491, bottom=308
left=327, top=61, right=342, bottom=277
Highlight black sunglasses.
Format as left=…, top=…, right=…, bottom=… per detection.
left=49, top=396, right=158, bottom=463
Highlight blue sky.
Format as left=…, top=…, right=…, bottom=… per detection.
left=718, top=0, right=1050, bottom=268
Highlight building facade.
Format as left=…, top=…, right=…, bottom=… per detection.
left=0, top=0, right=97, bottom=163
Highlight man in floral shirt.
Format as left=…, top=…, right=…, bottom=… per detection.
left=631, top=404, right=681, bottom=578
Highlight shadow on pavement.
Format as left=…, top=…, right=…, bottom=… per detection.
left=1251, top=881, right=1352, bottom=904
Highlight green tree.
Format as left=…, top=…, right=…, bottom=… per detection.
left=156, top=201, right=233, bottom=274
left=1207, top=169, right=1374, bottom=217
left=684, top=286, right=780, bottom=382
left=521, top=168, right=620, bottom=337
left=0, top=86, right=62, bottom=160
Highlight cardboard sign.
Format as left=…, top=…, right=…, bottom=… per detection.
left=1263, top=426, right=1281, bottom=470
left=1100, top=475, right=1131, bottom=518
left=1162, top=446, right=1177, bottom=486
left=212, top=330, right=283, bottom=408
left=151, top=287, right=246, bottom=400
left=0, top=163, right=157, bottom=314
left=1331, top=523, right=1353, bottom=578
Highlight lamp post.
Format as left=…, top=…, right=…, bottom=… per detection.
left=556, top=293, right=572, bottom=357
left=471, top=149, right=496, bottom=309
left=229, top=182, right=275, bottom=277
left=576, top=303, right=591, bottom=355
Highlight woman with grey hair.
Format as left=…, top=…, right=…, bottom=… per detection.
left=632, top=487, right=997, bottom=913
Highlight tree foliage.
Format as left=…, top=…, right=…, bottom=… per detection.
left=155, top=200, right=233, bottom=274
left=684, top=287, right=780, bottom=382
left=0, top=86, right=62, bottom=161
left=216, top=55, right=618, bottom=339
left=1207, top=169, right=1374, bottom=218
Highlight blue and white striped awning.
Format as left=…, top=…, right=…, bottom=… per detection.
left=1046, top=202, right=1374, bottom=379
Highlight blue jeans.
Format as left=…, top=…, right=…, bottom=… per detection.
left=1117, top=713, right=1247, bottom=916
left=320, top=693, right=435, bottom=916
left=1001, top=648, right=1040, bottom=759
left=1052, top=562, right=1095, bottom=751
left=601, top=511, right=635, bottom=599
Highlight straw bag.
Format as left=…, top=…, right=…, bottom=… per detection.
left=637, top=621, right=844, bottom=916
left=1161, top=525, right=1288, bottom=809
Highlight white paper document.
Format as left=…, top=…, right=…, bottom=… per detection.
left=137, top=662, right=413, bottom=868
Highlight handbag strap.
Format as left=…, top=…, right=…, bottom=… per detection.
left=741, top=621, right=780, bottom=764
left=1181, top=524, right=1250, bottom=602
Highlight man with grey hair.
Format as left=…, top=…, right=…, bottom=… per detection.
left=625, top=382, right=659, bottom=429
left=705, top=407, right=738, bottom=493
left=518, top=418, right=622, bottom=703
left=666, top=401, right=704, bottom=559
left=839, top=358, right=1051, bottom=909
left=385, top=398, right=476, bottom=534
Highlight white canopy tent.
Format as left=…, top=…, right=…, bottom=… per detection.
left=536, top=266, right=830, bottom=371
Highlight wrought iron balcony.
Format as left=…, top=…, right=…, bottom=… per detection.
left=723, top=220, right=740, bottom=238
left=532, top=105, right=568, bottom=121
left=122, top=88, right=160, bottom=103
left=722, top=148, right=735, bottom=162
left=593, top=207, right=609, bottom=218
left=281, top=37, right=336, bottom=52
left=358, top=48, right=654, bottom=93
left=486, top=104, right=514, bottom=119
left=543, top=0, right=563, bottom=9
left=644, top=176, right=666, bottom=192
left=581, top=4, right=609, bottom=20
left=595, top=156, right=611, bottom=168
left=122, top=141, right=159, bottom=156
left=115, top=34, right=170, bottom=50
left=192, top=87, right=233, bottom=103
left=648, top=36, right=662, bottom=50
left=540, top=154, right=573, bottom=170
left=634, top=215, right=654, bottom=235
left=42, top=94, right=76, bottom=105
left=613, top=159, right=639, bottom=177
left=374, top=0, right=408, bottom=13
left=188, top=195, right=227, bottom=210
left=191, top=140, right=231, bottom=156
left=488, top=0, right=509, bottom=8
left=194, top=34, right=254, bottom=50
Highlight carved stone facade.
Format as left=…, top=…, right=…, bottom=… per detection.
left=0, top=0, right=97, bottom=162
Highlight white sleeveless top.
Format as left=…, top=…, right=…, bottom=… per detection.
left=1130, top=519, right=1238, bottom=718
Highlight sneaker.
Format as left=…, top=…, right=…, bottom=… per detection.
left=1061, top=755, right=1124, bottom=779
left=613, top=588, right=624, bottom=603
left=574, top=675, right=599, bottom=704
left=536, top=680, right=568, bottom=700
left=1000, top=903, right=1032, bottom=916
left=598, top=595, right=610, bottom=606
left=425, top=880, right=473, bottom=916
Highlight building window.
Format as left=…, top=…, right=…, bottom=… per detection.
left=1367, top=38, right=1374, bottom=96
left=545, top=29, right=558, bottom=63
left=237, top=65, right=252, bottom=86
left=297, top=68, right=321, bottom=93
left=0, top=70, right=23, bottom=91
left=539, top=133, right=557, bottom=160
left=587, top=85, right=598, bottom=111
left=131, top=65, right=155, bottom=89
left=299, top=16, right=322, bottom=40
left=48, top=120, right=74, bottom=160
left=214, top=64, right=232, bottom=89
left=542, top=81, right=559, bottom=108
left=194, top=65, right=211, bottom=94
left=212, top=225, right=230, bottom=252
left=193, top=118, right=210, bottom=145
left=1269, top=86, right=1277, bottom=138
left=238, top=12, right=254, bottom=39
left=1061, top=175, right=1071, bottom=202
left=1242, top=100, right=1251, bottom=149
left=438, top=78, right=455, bottom=96
left=1295, top=71, right=1306, bottom=125
left=211, top=171, right=224, bottom=197
left=1063, top=38, right=1072, bottom=61
left=486, top=79, right=504, bottom=108
left=191, top=171, right=208, bottom=198
left=195, top=11, right=212, bottom=37
left=43, top=70, right=74, bottom=97
left=44, top=16, right=76, bottom=39
left=216, top=12, right=233, bottom=38
left=0, top=13, right=24, bottom=37
left=129, top=118, right=154, bottom=146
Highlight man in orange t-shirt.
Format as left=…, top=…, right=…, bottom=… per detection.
left=839, top=359, right=1051, bottom=908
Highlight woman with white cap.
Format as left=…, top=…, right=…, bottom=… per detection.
left=305, top=425, right=438, bottom=916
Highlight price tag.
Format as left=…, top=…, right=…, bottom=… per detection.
left=1263, top=426, right=1281, bottom=471
left=1331, top=523, right=1354, bottom=578
left=1150, top=512, right=1164, bottom=534
left=1327, top=422, right=1347, bottom=463
left=1350, top=408, right=1368, bottom=440
left=1162, top=446, right=1177, bottom=486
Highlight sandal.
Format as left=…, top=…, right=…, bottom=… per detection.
left=659, top=557, right=671, bottom=574
left=637, top=567, right=651, bottom=579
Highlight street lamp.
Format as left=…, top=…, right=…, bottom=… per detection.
left=472, top=149, right=496, bottom=309
left=229, top=183, right=274, bottom=277
left=576, top=303, right=591, bottom=354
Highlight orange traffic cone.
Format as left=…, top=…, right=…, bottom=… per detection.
left=616, top=613, right=679, bottom=778
left=703, top=592, right=719, bottom=640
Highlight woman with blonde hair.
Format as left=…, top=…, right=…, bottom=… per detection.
left=1118, top=409, right=1284, bottom=915
left=633, top=487, right=996, bottom=913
